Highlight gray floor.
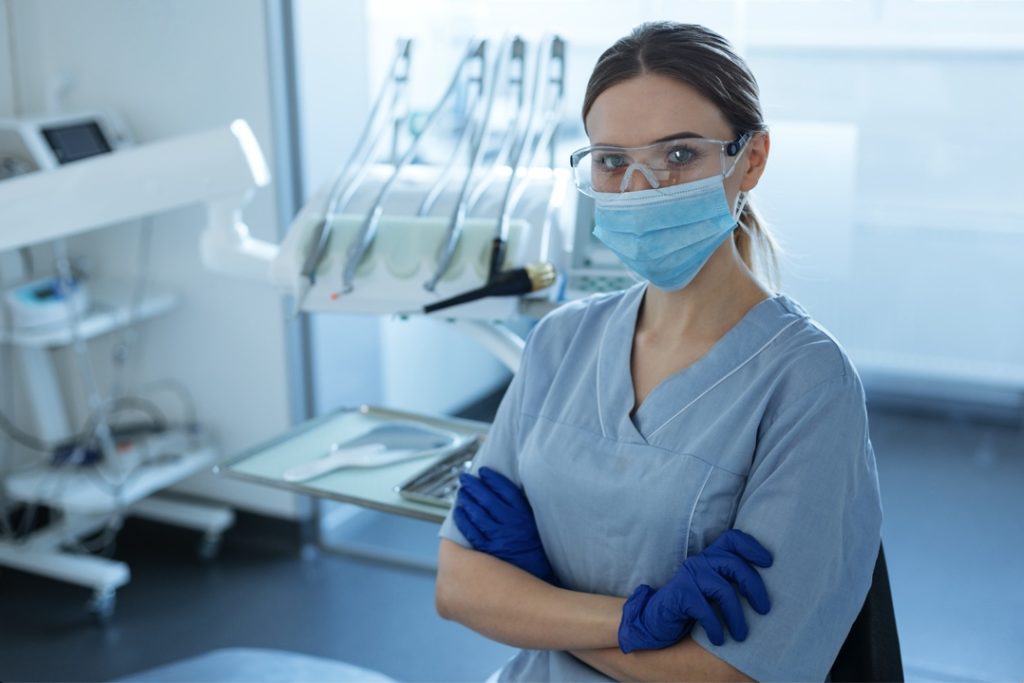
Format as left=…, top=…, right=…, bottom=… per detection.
left=869, top=411, right=1024, bottom=682
left=0, top=511, right=516, bottom=682
left=0, top=406, right=1021, bottom=682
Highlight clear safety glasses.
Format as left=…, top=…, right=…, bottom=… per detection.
left=569, top=132, right=753, bottom=196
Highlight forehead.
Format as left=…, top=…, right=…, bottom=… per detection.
left=585, top=72, right=732, bottom=147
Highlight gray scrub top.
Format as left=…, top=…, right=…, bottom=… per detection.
left=439, top=283, right=883, bottom=682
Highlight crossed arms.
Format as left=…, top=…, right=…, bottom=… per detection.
left=436, top=539, right=756, bottom=682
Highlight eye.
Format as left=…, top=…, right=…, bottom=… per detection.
left=594, top=153, right=630, bottom=172
left=666, top=145, right=699, bottom=166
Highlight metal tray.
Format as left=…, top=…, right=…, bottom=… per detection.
left=217, top=404, right=489, bottom=522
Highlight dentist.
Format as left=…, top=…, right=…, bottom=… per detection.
left=436, top=22, right=882, bottom=683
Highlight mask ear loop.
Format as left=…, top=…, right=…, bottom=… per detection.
left=733, top=190, right=755, bottom=244
left=733, top=190, right=750, bottom=225
left=725, top=133, right=753, bottom=234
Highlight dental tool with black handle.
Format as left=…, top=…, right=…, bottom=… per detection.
left=422, top=262, right=556, bottom=314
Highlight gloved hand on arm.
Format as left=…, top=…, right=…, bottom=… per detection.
left=454, top=466, right=559, bottom=585
left=454, top=469, right=772, bottom=650
left=618, top=528, right=774, bottom=652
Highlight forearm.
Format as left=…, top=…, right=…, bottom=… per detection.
left=571, top=640, right=755, bottom=683
left=436, top=539, right=624, bottom=650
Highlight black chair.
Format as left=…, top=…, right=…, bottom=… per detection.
left=828, top=542, right=904, bottom=682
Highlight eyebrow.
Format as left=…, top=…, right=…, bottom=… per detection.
left=592, top=131, right=706, bottom=147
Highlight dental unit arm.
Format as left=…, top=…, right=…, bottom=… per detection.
left=0, top=119, right=276, bottom=279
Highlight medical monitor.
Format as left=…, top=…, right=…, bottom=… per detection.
left=42, top=121, right=113, bottom=164
left=0, top=112, right=129, bottom=175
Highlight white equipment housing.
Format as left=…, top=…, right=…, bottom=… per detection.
left=0, top=110, right=132, bottom=174
left=273, top=164, right=575, bottom=319
left=0, top=118, right=275, bottom=268
left=0, top=114, right=254, bottom=619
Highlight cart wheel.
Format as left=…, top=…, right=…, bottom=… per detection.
left=197, top=533, right=222, bottom=561
left=88, top=589, right=116, bottom=625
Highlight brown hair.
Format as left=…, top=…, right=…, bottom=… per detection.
left=583, top=21, right=782, bottom=290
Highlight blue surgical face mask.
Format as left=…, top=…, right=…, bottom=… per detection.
left=592, top=174, right=745, bottom=292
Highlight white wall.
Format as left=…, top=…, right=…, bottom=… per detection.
left=747, top=41, right=1024, bottom=405
left=3, top=0, right=304, bottom=518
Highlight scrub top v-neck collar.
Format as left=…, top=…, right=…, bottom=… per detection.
left=596, top=282, right=801, bottom=444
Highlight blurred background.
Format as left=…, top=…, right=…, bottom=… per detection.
left=0, top=1, right=1021, bottom=681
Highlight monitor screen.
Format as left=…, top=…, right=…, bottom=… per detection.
left=41, top=122, right=112, bottom=164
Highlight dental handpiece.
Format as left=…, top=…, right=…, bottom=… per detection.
left=422, top=262, right=556, bottom=314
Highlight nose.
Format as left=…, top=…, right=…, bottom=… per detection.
left=620, top=163, right=660, bottom=192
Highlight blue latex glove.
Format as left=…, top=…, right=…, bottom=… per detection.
left=619, top=529, right=773, bottom=652
left=453, top=466, right=558, bottom=585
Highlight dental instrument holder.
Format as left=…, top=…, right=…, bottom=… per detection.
left=422, top=42, right=499, bottom=291
left=273, top=35, right=573, bottom=374
left=486, top=35, right=565, bottom=286
left=284, top=34, right=571, bottom=321
left=296, top=39, right=412, bottom=310
left=464, top=38, right=527, bottom=215
left=416, top=43, right=486, bottom=219
left=338, top=39, right=487, bottom=296
left=424, top=36, right=523, bottom=293
left=526, top=36, right=565, bottom=173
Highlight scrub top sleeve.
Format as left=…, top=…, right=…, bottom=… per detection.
left=438, top=327, right=535, bottom=549
left=691, top=372, right=883, bottom=683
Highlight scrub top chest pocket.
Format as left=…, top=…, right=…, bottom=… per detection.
left=516, top=413, right=747, bottom=600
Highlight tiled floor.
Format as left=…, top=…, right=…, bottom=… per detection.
left=0, top=407, right=1021, bottom=682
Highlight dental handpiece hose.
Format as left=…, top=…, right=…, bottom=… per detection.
left=423, top=263, right=556, bottom=314
left=487, top=237, right=507, bottom=284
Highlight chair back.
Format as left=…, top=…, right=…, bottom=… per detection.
left=828, top=542, right=904, bottom=682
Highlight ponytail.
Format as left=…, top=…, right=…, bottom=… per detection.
left=734, top=198, right=783, bottom=293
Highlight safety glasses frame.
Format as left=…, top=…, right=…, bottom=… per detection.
left=569, top=131, right=754, bottom=196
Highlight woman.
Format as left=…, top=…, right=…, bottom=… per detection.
left=435, top=22, right=882, bottom=683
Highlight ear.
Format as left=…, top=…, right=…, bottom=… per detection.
left=738, top=132, right=770, bottom=193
